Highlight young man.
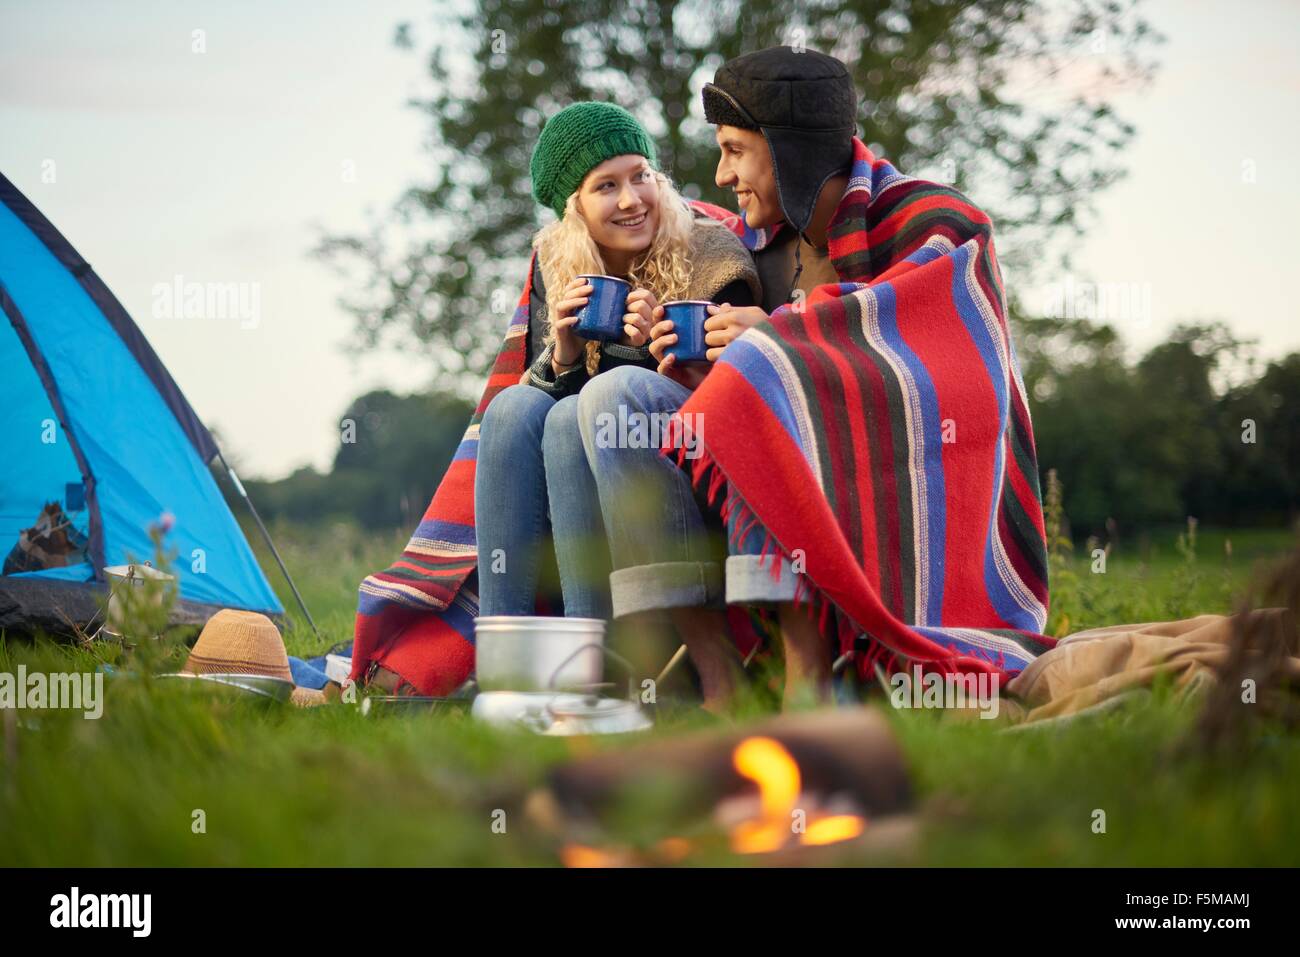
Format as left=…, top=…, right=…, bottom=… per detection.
left=577, top=46, right=1054, bottom=710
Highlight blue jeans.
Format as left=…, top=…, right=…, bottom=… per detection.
left=576, top=366, right=795, bottom=619
left=475, top=385, right=612, bottom=619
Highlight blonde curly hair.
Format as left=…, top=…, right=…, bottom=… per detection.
left=533, top=170, right=697, bottom=374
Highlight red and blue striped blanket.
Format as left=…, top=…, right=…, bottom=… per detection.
left=670, top=138, right=1055, bottom=685
left=350, top=138, right=1054, bottom=693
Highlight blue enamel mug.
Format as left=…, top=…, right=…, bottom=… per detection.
left=661, top=300, right=712, bottom=362
left=574, top=274, right=631, bottom=342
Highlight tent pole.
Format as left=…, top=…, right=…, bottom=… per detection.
left=216, top=450, right=321, bottom=640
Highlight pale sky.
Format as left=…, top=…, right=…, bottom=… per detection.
left=3, top=0, right=1297, bottom=480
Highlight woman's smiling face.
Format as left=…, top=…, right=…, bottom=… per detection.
left=576, top=154, right=660, bottom=262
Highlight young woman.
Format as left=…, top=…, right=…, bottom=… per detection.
left=474, top=101, right=759, bottom=620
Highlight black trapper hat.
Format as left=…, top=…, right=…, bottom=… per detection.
left=702, top=46, right=857, bottom=234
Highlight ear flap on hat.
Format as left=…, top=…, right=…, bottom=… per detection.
left=761, top=127, right=855, bottom=233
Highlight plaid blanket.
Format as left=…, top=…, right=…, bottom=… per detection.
left=666, top=139, right=1055, bottom=685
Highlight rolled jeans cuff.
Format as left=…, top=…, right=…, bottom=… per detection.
left=725, top=554, right=798, bottom=604
left=609, top=560, right=724, bottom=619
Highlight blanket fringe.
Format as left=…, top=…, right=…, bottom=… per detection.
left=944, top=640, right=1009, bottom=675
left=706, top=465, right=727, bottom=507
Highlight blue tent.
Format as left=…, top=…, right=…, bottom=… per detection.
left=1, top=172, right=284, bottom=631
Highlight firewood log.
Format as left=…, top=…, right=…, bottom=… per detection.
left=543, top=706, right=910, bottom=830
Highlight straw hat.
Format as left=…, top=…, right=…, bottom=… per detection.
left=177, top=609, right=328, bottom=707
left=182, top=609, right=293, bottom=681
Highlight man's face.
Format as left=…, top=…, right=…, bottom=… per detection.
left=714, top=124, right=781, bottom=229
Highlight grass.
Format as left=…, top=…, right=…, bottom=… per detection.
left=1, top=516, right=1298, bottom=866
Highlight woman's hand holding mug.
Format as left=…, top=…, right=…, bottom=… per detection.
left=552, top=277, right=594, bottom=373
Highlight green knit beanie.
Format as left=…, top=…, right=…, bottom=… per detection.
left=530, top=101, right=659, bottom=218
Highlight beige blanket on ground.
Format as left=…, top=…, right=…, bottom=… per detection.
left=999, top=610, right=1300, bottom=725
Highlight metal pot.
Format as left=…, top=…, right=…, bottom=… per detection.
left=471, top=690, right=561, bottom=726
left=538, top=693, right=653, bottom=736
left=102, top=562, right=175, bottom=640
left=473, top=616, right=606, bottom=692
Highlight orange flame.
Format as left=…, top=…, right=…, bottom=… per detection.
left=731, top=736, right=802, bottom=853
left=559, top=735, right=867, bottom=866
left=730, top=735, right=866, bottom=853
left=802, top=814, right=866, bottom=846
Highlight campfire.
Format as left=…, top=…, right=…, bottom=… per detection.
left=535, top=709, right=911, bottom=866
left=723, top=736, right=866, bottom=854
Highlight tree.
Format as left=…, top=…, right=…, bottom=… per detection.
left=1135, top=323, right=1252, bottom=524
left=318, top=0, right=1161, bottom=390
left=333, top=389, right=475, bottom=526
left=1217, top=354, right=1300, bottom=526
left=1014, top=313, right=1298, bottom=535
left=1015, top=312, right=1149, bottom=532
left=239, top=389, right=474, bottom=529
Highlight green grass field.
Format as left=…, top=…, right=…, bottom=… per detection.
left=2, top=519, right=1297, bottom=866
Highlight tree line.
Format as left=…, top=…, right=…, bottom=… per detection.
left=237, top=318, right=1298, bottom=536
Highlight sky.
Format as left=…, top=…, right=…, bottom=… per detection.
left=2, top=0, right=1297, bottom=481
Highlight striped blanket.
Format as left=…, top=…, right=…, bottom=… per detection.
left=667, top=138, right=1055, bottom=685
